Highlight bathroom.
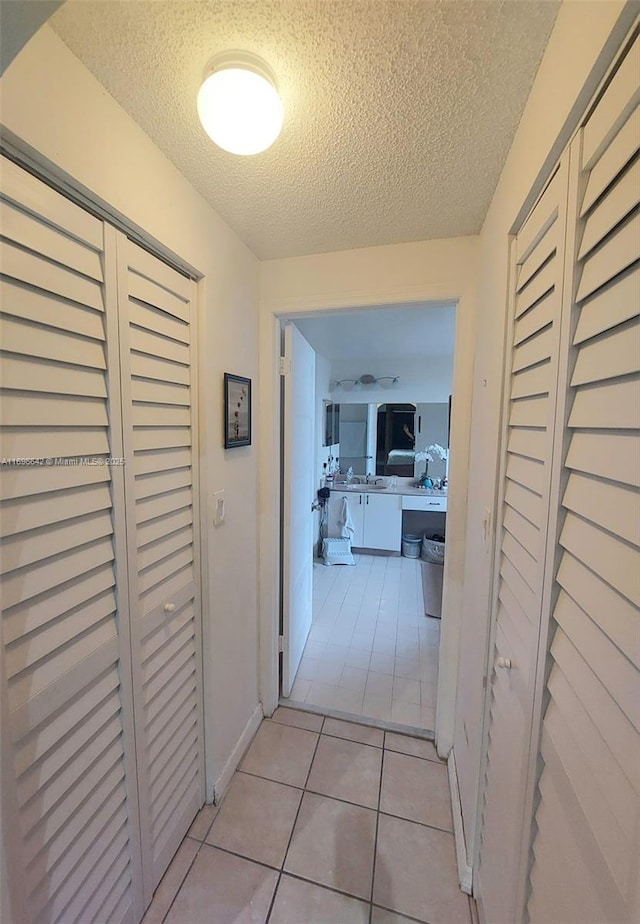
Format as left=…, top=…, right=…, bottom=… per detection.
left=283, top=302, right=455, bottom=731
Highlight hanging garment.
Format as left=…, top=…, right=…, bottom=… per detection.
left=338, top=496, right=355, bottom=539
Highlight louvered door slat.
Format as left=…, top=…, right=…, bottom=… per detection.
left=563, top=471, right=639, bottom=543
left=571, top=316, right=639, bottom=384
left=129, top=325, right=190, bottom=363
left=1, top=241, right=105, bottom=311
left=581, top=34, right=640, bottom=170
left=478, top=160, right=569, bottom=922
left=130, top=351, right=190, bottom=385
left=557, top=552, right=639, bottom=670
left=581, top=105, right=639, bottom=215
left=529, top=764, right=611, bottom=924
left=575, top=213, right=640, bottom=301
left=578, top=157, right=640, bottom=258
left=0, top=315, right=106, bottom=366
left=0, top=157, right=141, bottom=924
left=117, top=236, right=203, bottom=905
left=548, top=667, right=635, bottom=840
left=129, top=299, right=190, bottom=343
left=573, top=265, right=639, bottom=343
left=0, top=199, right=104, bottom=281
left=0, top=278, right=105, bottom=338
left=527, top=37, right=640, bottom=922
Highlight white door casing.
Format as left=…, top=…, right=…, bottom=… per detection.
left=281, top=322, right=316, bottom=698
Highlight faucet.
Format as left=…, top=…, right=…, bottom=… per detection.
left=365, top=474, right=381, bottom=484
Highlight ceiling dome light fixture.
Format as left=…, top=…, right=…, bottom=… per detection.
left=197, top=51, right=284, bottom=156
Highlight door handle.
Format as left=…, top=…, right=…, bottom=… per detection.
left=496, top=656, right=512, bottom=670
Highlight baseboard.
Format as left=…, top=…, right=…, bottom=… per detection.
left=213, top=703, right=263, bottom=803
left=448, top=749, right=473, bottom=895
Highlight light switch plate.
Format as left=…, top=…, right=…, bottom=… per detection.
left=213, top=490, right=225, bottom=526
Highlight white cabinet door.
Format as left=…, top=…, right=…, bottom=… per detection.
left=362, top=492, right=402, bottom=551
left=327, top=491, right=365, bottom=546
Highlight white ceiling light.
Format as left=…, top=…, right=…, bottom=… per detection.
left=197, top=51, right=284, bottom=156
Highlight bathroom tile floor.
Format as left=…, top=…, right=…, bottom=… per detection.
left=143, top=708, right=473, bottom=924
left=290, top=554, right=439, bottom=729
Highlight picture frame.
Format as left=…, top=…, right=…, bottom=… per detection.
left=224, top=373, right=251, bottom=448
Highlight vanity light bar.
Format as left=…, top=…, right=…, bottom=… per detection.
left=333, top=375, right=399, bottom=388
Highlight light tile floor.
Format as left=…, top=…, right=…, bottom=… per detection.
left=289, top=554, right=439, bottom=729
left=143, top=708, right=473, bottom=924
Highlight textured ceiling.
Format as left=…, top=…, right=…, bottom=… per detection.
left=295, top=302, right=456, bottom=362
left=50, top=0, right=559, bottom=260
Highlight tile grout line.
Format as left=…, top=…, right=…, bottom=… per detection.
left=264, top=716, right=326, bottom=924
left=368, top=732, right=387, bottom=924
left=159, top=835, right=202, bottom=924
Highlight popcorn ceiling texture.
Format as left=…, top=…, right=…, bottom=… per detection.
left=50, top=0, right=559, bottom=260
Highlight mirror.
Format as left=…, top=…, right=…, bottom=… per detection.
left=376, top=403, right=416, bottom=476
left=329, top=401, right=450, bottom=480
left=323, top=401, right=340, bottom=447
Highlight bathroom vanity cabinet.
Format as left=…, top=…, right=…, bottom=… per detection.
left=327, top=484, right=448, bottom=553
left=327, top=489, right=402, bottom=552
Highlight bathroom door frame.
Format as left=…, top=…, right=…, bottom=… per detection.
left=258, top=283, right=476, bottom=761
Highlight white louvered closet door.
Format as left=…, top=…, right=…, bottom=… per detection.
left=477, top=160, right=569, bottom=922
left=0, top=157, right=143, bottom=923
left=527, top=33, right=640, bottom=924
left=115, top=236, right=204, bottom=903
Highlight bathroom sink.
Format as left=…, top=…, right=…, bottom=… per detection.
left=333, top=483, right=388, bottom=491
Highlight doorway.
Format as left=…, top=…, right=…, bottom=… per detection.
left=279, top=302, right=456, bottom=733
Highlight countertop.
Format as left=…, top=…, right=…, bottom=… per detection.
left=329, top=480, right=447, bottom=499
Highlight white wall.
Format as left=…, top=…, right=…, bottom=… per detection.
left=0, top=26, right=261, bottom=801
left=453, top=0, right=638, bottom=883
left=413, top=403, right=449, bottom=481
left=330, top=354, right=453, bottom=405
left=259, top=235, right=479, bottom=754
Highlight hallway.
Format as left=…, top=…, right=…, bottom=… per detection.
left=290, top=554, right=439, bottom=729
left=142, top=708, right=472, bottom=923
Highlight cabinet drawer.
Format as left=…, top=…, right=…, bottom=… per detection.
left=402, top=495, right=447, bottom=512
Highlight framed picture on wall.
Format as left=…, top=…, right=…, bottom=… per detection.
left=224, top=373, right=251, bottom=448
